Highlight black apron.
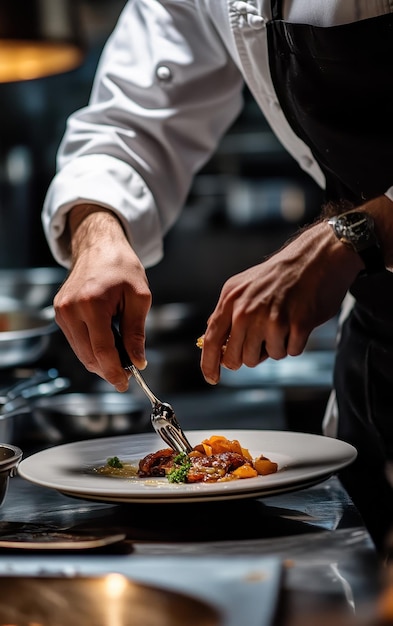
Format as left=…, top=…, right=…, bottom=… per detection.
left=266, top=1, right=393, bottom=552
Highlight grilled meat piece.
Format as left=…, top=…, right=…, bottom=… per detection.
left=187, top=451, right=251, bottom=482
left=138, top=448, right=175, bottom=477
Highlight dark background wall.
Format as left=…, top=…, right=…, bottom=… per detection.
left=0, top=0, right=127, bottom=268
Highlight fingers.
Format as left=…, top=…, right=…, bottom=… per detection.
left=257, top=309, right=289, bottom=362
left=199, top=313, right=309, bottom=384
left=223, top=316, right=288, bottom=369
left=54, top=280, right=151, bottom=390
left=55, top=306, right=130, bottom=392
left=199, top=317, right=232, bottom=385
left=286, top=323, right=309, bottom=356
left=120, top=309, right=150, bottom=371
left=241, top=336, right=270, bottom=367
left=54, top=208, right=155, bottom=388
left=88, top=317, right=132, bottom=391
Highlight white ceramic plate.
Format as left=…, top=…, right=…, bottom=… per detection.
left=18, top=430, right=357, bottom=504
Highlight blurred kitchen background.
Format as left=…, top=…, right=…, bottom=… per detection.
left=0, top=0, right=337, bottom=450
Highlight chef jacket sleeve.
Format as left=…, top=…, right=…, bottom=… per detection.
left=42, top=0, right=244, bottom=268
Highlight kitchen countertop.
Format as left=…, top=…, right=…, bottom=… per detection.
left=0, top=471, right=382, bottom=626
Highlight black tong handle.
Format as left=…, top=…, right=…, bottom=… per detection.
left=112, top=322, right=133, bottom=370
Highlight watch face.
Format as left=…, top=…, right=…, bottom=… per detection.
left=328, top=211, right=384, bottom=273
left=333, top=212, right=376, bottom=250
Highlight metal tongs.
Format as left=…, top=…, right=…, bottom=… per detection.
left=112, top=324, right=193, bottom=454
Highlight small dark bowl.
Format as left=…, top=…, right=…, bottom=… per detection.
left=0, top=444, right=23, bottom=506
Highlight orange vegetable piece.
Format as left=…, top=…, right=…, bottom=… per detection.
left=231, top=464, right=258, bottom=479
left=240, top=446, right=253, bottom=461
left=254, top=455, right=278, bottom=476
left=200, top=436, right=252, bottom=459
left=203, top=436, right=234, bottom=454
left=201, top=442, right=213, bottom=455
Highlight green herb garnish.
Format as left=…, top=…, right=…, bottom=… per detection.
left=107, top=456, right=124, bottom=469
left=167, top=452, right=192, bottom=483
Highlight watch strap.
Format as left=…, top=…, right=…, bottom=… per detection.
left=358, top=244, right=385, bottom=274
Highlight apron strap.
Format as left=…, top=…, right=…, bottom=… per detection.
left=271, top=0, right=283, bottom=21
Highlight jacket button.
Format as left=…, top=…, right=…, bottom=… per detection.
left=156, top=65, right=172, bottom=81
left=248, top=14, right=265, bottom=29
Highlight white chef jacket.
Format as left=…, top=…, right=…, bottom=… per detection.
left=42, top=0, right=393, bottom=269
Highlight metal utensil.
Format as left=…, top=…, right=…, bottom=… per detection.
left=0, top=369, right=70, bottom=420
left=32, top=392, right=148, bottom=444
left=0, top=306, right=58, bottom=368
left=0, top=369, right=70, bottom=444
left=0, top=443, right=23, bottom=507
left=112, top=324, right=193, bottom=454
left=0, top=576, right=220, bottom=626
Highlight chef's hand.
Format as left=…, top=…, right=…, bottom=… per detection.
left=200, top=219, right=364, bottom=385
left=53, top=204, right=152, bottom=392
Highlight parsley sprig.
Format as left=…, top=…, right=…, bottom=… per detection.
left=107, top=456, right=124, bottom=469
left=167, top=452, right=191, bottom=483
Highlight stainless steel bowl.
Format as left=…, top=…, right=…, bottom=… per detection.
left=0, top=443, right=22, bottom=506
left=0, top=266, right=66, bottom=309
left=32, top=392, right=149, bottom=443
left=0, top=306, right=57, bottom=368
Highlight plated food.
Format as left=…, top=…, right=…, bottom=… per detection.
left=18, top=430, right=358, bottom=504
left=95, top=435, right=278, bottom=484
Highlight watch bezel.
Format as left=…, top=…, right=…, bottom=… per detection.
left=327, top=210, right=385, bottom=274
left=328, top=211, right=377, bottom=252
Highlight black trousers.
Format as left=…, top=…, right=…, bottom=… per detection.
left=335, top=304, right=393, bottom=553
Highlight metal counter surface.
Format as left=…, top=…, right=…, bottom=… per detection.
left=0, top=472, right=381, bottom=626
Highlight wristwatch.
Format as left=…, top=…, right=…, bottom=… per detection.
left=327, top=211, right=385, bottom=274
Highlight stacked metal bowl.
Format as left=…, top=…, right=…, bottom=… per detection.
left=0, top=266, right=65, bottom=369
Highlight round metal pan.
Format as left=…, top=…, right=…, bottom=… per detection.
left=32, top=392, right=149, bottom=443
left=0, top=575, right=220, bottom=626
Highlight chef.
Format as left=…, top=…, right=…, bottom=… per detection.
left=42, top=1, right=393, bottom=553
